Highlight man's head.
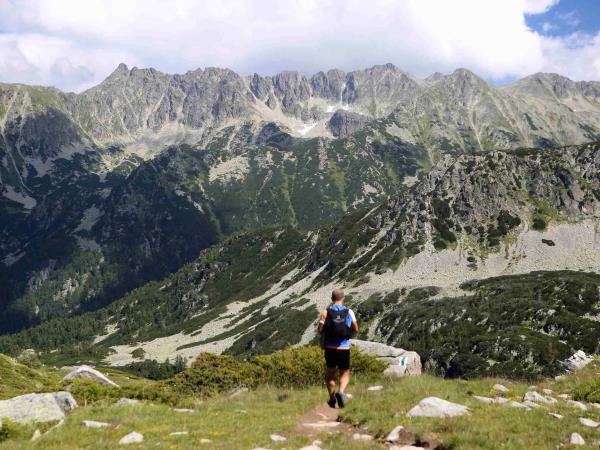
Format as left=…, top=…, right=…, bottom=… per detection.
left=331, top=288, right=345, bottom=303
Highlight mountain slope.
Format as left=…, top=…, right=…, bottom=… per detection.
left=2, top=142, right=599, bottom=377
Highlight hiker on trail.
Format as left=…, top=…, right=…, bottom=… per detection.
left=317, top=288, right=359, bottom=408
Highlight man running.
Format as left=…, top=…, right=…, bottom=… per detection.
left=317, top=288, right=359, bottom=408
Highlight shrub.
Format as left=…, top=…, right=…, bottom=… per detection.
left=573, top=377, right=600, bottom=403
left=68, top=379, right=178, bottom=406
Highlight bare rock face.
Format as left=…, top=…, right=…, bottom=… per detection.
left=0, top=392, right=77, bottom=424
left=352, top=340, right=422, bottom=376
left=328, top=110, right=370, bottom=138
left=63, top=365, right=119, bottom=387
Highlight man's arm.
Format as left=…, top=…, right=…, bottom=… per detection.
left=350, top=310, right=359, bottom=336
left=317, top=309, right=327, bottom=335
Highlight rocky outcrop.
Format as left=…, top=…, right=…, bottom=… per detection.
left=352, top=340, right=422, bottom=377
left=0, top=392, right=77, bottom=424
left=328, top=110, right=369, bottom=137
left=63, top=365, right=119, bottom=387
left=564, top=351, right=593, bottom=372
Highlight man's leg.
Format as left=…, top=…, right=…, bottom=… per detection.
left=339, top=369, right=350, bottom=393
left=326, top=367, right=337, bottom=398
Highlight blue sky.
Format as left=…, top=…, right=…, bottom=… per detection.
left=526, top=0, right=599, bottom=37
left=0, top=0, right=599, bottom=92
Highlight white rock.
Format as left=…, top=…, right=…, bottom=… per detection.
left=406, top=397, right=470, bottom=418
left=522, top=400, right=542, bottom=409
left=31, top=429, right=41, bottom=441
left=566, top=432, right=585, bottom=445
left=82, top=420, right=110, bottom=428
left=0, top=392, right=77, bottom=424
left=63, top=365, right=118, bottom=387
left=505, top=401, right=531, bottom=410
left=116, top=398, right=140, bottom=406
left=492, top=384, right=509, bottom=394
left=578, top=417, right=599, bottom=428
left=494, top=397, right=509, bottom=404
left=119, top=432, right=144, bottom=445
left=564, top=350, right=592, bottom=372
left=591, top=402, right=600, bottom=409
left=554, top=375, right=565, bottom=381
left=172, top=408, right=194, bottom=413
left=229, top=387, right=248, bottom=397
left=542, top=389, right=553, bottom=395
left=352, top=433, right=373, bottom=441
left=270, top=434, right=287, bottom=442
left=549, top=413, right=563, bottom=420
left=558, top=394, right=570, bottom=400
left=473, top=395, right=495, bottom=404
left=352, top=340, right=422, bottom=376
left=299, top=446, right=322, bottom=450
left=367, top=385, right=384, bottom=391
left=523, top=391, right=556, bottom=405
left=390, top=447, right=424, bottom=450
left=170, top=431, right=189, bottom=436
left=567, top=400, right=588, bottom=411
left=385, top=425, right=405, bottom=442
left=199, top=438, right=212, bottom=443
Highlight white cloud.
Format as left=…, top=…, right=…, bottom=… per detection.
left=0, top=0, right=597, bottom=92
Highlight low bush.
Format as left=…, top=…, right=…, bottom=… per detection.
left=573, top=377, right=600, bottom=403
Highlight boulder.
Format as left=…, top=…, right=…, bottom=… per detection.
left=0, top=392, right=77, bottom=424
left=566, top=400, right=588, bottom=411
left=82, top=420, right=110, bottom=428
left=492, top=384, right=509, bottom=394
left=119, top=432, right=144, bottom=445
left=116, top=398, right=141, bottom=406
left=406, top=397, right=470, bottom=418
left=385, top=425, right=405, bottom=442
left=63, top=365, right=118, bottom=387
left=352, top=340, right=422, bottom=376
left=564, top=350, right=592, bottom=372
left=566, top=432, right=585, bottom=445
left=523, top=391, right=556, bottom=405
left=578, top=417, right=599, bottom=428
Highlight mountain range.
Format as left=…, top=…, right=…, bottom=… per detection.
left=1, top=63, right=599, bottom=376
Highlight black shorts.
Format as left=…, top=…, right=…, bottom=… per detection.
left=324, top=348, right=350, bottom=370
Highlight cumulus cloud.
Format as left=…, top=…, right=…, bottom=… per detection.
left=0, top=0, right=597, bottom=92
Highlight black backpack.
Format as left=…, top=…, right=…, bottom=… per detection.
left=325, top=306, right=351, bottom=340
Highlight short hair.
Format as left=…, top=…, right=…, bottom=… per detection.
left=331, top=288, right=345, bottom=301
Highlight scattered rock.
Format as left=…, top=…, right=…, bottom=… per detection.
left=473, top=395, right=496, bottom=404
left=172, top=408, right=194, bottom=413
left=31, top=429, right=41, bottom=441
left=554, top=375, right=565, bottom=381
left=522, top=400, right=542, bottom=409
left=63, top=365, right=118, bottom=387
left=299, top=446, right=322, bottom=450
left=390, top=446, right=424, bottom=450
left=199, top=438, right=212, bottom=443
left=542, top=389, right=553, bottom=395
left=578, top=417, right=599, bottom=428
left=566, top=400, right=588, bottom=411
left=0, top=392, right=77, bottom=424
left=352, top=433, right=373, bottom=441
left=505, top=401, right=531, bottom=410
left=170, top=431, right=188, bottom=436
left=564, top=350, right=593, bottom=372
left=385, top=425, right=405, bottom=442
left=549, top=413, right=563, bottom=420
left=591, top=403, right=600, bottom=410
left=82, top=420, right=110, bottom=428
left=119, top=432, right=144, bottom=445
left=229, top=387, right=249, bottom=397
left=367, top=385, right=384, bottom=391
left=566, top=432, right=585, bottom=445
left=492, top=384, right=509, bottom=394
left=407, top=397, right=470, bottom=418
left=352, top=340, right=422, bottom=377
left=523, top=391, right=556, bottom=405
left=270, top=434, right=287, bottom=442
left=558, top=394, right=570, bottom=400
left=115, top=398, right=140, bottom=406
